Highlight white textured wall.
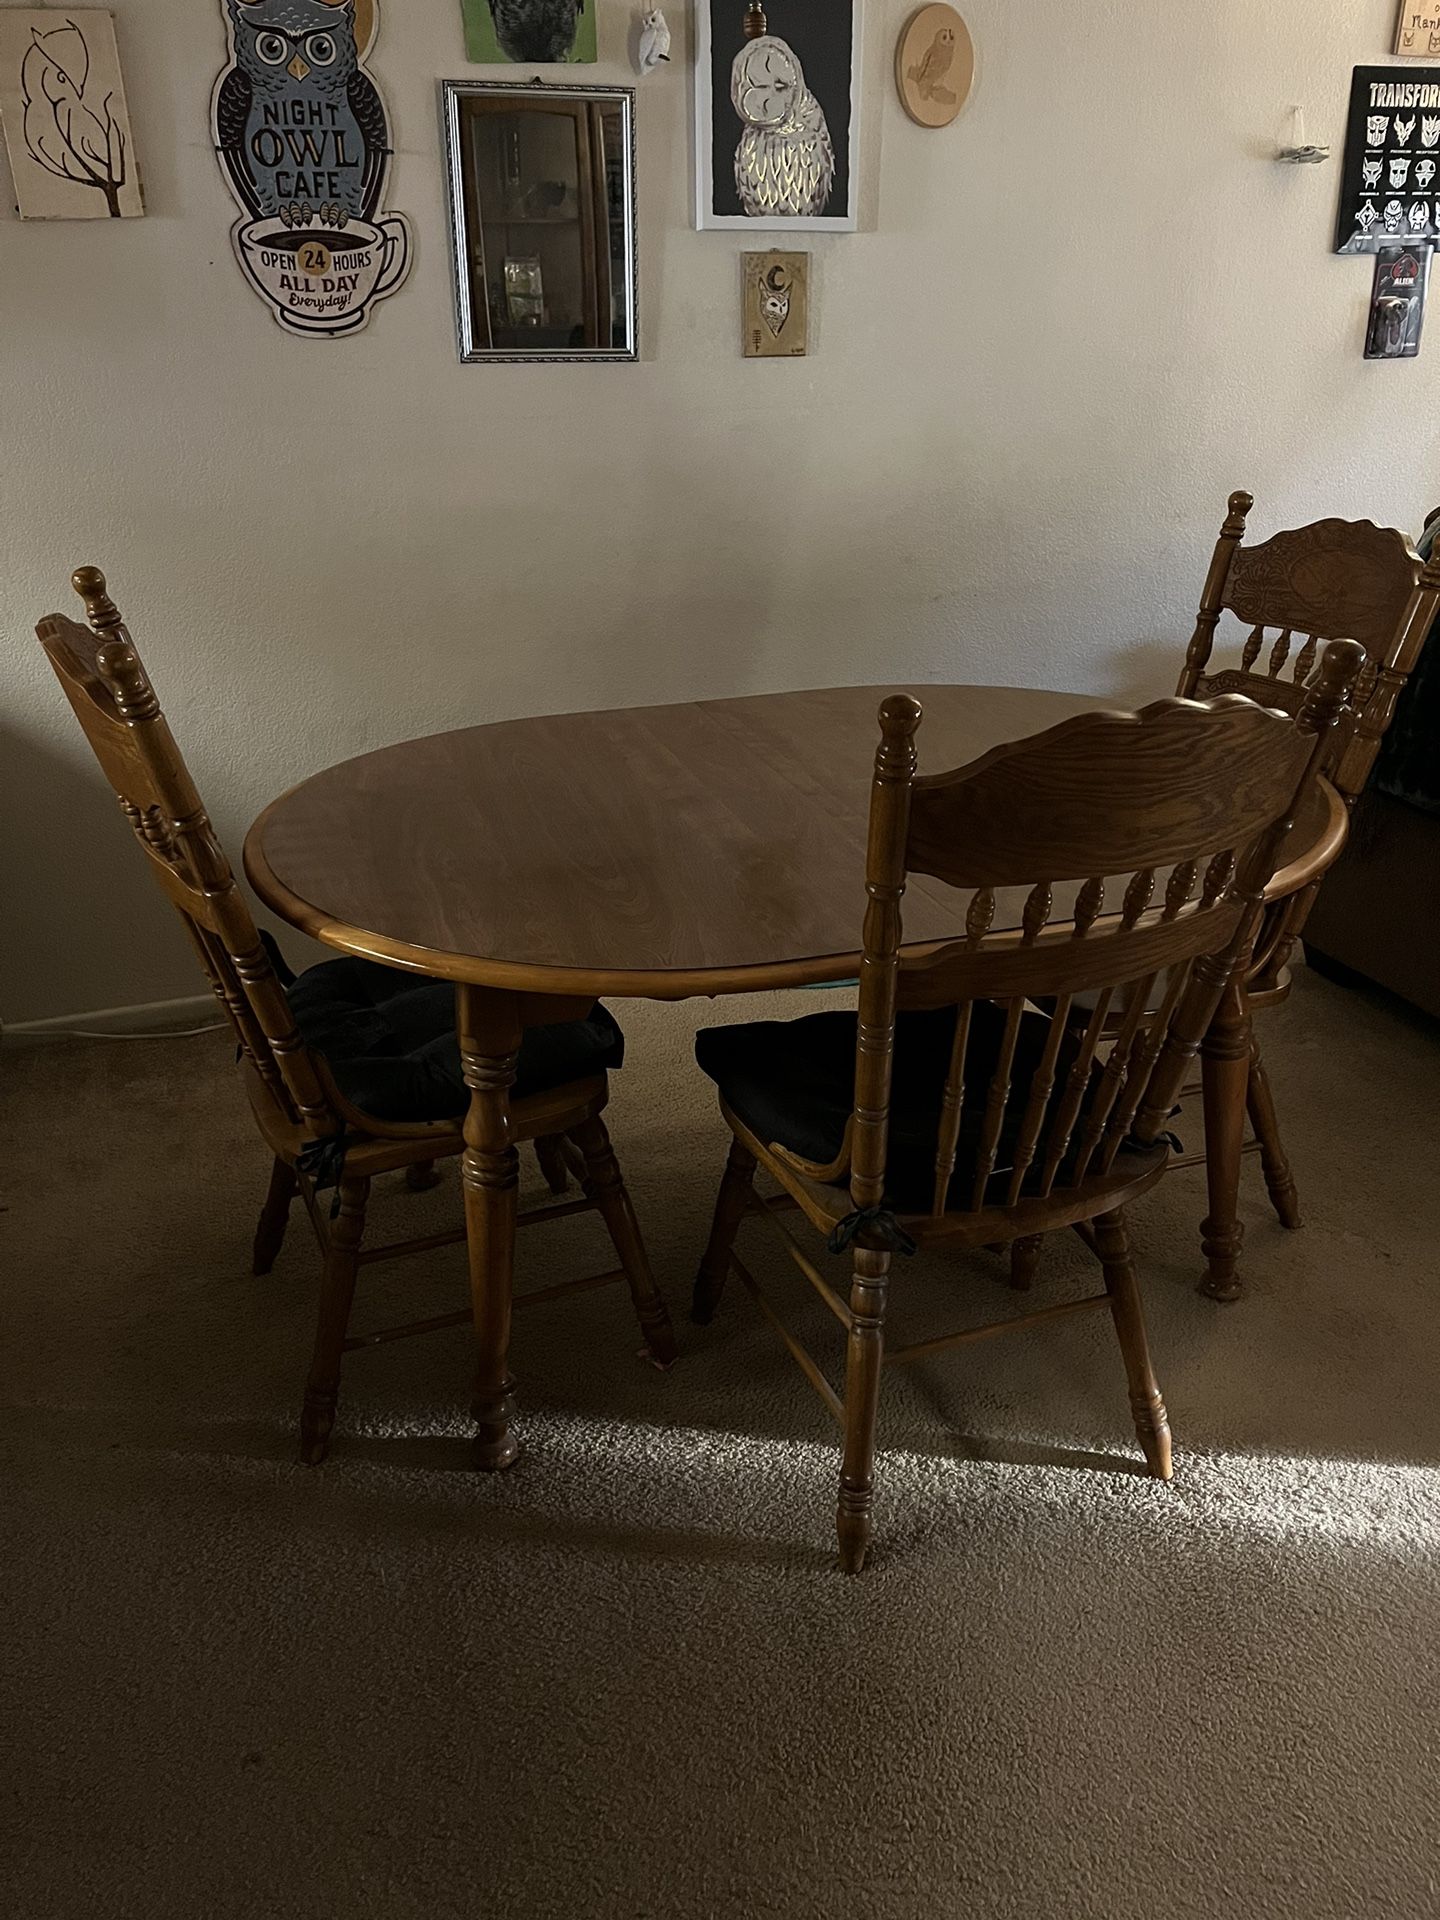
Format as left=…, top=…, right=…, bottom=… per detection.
left=3, top=0, right=1436, bottom=1022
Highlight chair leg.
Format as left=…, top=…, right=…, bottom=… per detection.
left=252, top=1155, right=298, bottom=1276
left=533, top=1133, right=570, bottom=1196
left=1245, top=1034, right=1302, bottom=1229
left=1198, top=972, right=1251, bottom=1303
left=1009, top=1234, right=1042, bottom=1291
left=405, top=1159, right=442, bottom=1192
left=570, top=1115, right=678, bottom=1368
left=836, top=1246, right=891, bottom=1575
left=299, top=1173, right=369, bottom=1465
left=691, top=1136, right=757, bottom=1325
left=1093, top=1209, right=1172, bottom=1482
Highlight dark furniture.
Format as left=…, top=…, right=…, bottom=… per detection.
left=691, top=658, right=1362, bottom=1572
left=1304, top=509, right=1440, bottom=1019
left=1175, top=493, right=1440, bottom=1296
left=244, top=681, right=1348, bottom=1480
left=37, top=568, right=674, bottom=1469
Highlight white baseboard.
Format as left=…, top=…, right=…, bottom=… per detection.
left=6, top=993, right=220, bottom=1037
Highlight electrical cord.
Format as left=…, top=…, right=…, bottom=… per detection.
left=10, top=1021, right=229, bottom=1041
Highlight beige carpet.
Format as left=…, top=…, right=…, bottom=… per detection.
left=3, top=967, right=1438, bottom=1919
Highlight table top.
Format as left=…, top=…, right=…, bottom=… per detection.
left=244, top=683, right=1346, bottom=999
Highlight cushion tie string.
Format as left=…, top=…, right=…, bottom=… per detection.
left=1123, top=1127, right=1184, bottom=1156
left=826, top=1207, right=918, bottom=1258
left=257, top=928, right=297, bottom=987
left=297, top=1132, right=350, bottom=1216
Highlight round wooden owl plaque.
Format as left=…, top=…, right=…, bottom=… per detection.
left=895, top=5, right=973, bottom=129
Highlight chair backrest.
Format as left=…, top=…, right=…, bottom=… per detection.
left=849, top=648, right=1365, bottom=1224
left=1177, top=491, right=1440, bottom=802
left=37, top=568, right=339, bottom=1144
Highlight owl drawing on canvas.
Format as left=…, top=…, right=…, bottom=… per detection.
left=731, top=34, right=834, bottom=219
left=214, top=0, right=389, bottom=226
left=909, top=26, right=957, bottom=106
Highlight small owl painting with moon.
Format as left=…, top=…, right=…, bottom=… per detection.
left=742, top=249, right=808, bottom=356
left=698, top=0, right=857, bottom=230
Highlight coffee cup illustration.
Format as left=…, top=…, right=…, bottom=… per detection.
left=233, top=215, right=412, bottom=337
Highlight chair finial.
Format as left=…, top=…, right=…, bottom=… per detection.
left=1299, top=637, right=1365, bottom=734
left=874, top=694, right=922, bottom=788
left=70, top=565, right=158, bottom=720
left=743, top=3, right=767, bottom=38
left=877, top=693, right=923, bottom=738
left=72, top=566, right=123, bottom=636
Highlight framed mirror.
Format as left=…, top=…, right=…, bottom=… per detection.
left=442, top=82, right=637, bottom=363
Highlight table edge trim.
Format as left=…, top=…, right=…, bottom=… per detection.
left=242, top=774, right=1346, bottom=1002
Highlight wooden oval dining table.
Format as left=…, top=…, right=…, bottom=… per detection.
left=244, top=683, right=1347, bottom=1466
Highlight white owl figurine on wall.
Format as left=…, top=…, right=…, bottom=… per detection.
left=637, top=7, right=670, bottom=72
left=730, top=34, right=834, bottom=219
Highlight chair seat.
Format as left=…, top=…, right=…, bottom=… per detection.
left=696, top=1002, right=1154, bottom=1214
left=287, top=956, right=624, bottom=1125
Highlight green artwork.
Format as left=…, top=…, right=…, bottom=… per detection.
left=460, top=0, right=597, bottom=64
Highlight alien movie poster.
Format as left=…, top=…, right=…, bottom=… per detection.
left=1365, top=243, right=1430, bottom=356
left=1335, top=64, right=1440, bottom=253
left=211, top=0, right=412, bottom=336
left=695, top=0, right=861, bottom=231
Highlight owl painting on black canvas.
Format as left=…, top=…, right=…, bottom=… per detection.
left=732, top=34, right=833, bottom=217
left=211, top=0, right=413, bottom=335
left=696, top=0, right=859, bottom=231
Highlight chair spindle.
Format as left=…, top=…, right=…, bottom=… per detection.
left=1121, top=866, right=1155, bottom=929
left=930, top=1003, right=974, bottom=1217
left=1267, top=629, right=1293, bottom=679
left=1075, top=876, right=1105, bottom=934
left=970, top=998, right=1025, bottom=1209
left=1162, top=860, right=1197, bottom=920
left=1038, top=991, right=1114, bottom=1195
left=1003, top=991, right=1074, bottom=1206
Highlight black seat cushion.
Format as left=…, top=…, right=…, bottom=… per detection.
left=696, top=1002, right=1152, bottom=1214
left=286, top=956, right=623, bottom=1125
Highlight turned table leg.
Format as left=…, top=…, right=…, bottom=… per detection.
left=1198, top=971, right=1251, bottom=1303
left=458, top=984, right=522, bottom=1470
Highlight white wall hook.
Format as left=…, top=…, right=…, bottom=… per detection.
left=1277, top=104, right=1330, bottom=163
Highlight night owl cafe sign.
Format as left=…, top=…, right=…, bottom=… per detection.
left=211, top=0, right=411, bottom=336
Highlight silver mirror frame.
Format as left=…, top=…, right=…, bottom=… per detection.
left=441, top=80, right=638, bottom=365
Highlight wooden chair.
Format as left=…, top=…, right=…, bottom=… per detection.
left=1175, top=493, right=1440, bottom=1298
left=37, top=568, right=675, bottom=1463
left=691, top=649, right=1363, bottom=1572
